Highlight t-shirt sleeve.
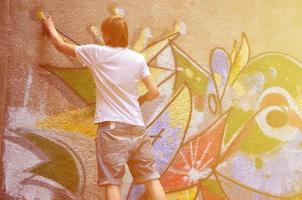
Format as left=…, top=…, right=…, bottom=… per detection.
left=75, top=44, right=101, bottom=68
left=139, top=57, right=151, bottom=80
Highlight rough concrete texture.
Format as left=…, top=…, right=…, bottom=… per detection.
left=2, top=0, right=302, bottom=199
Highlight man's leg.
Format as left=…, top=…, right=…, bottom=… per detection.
left=144, top=179, right=166, bottom=200
left=96, top=122, right=130, bottom=200
left=105, top=185, right=121, bottom=200
left=128, top=126, right=166, bottom=200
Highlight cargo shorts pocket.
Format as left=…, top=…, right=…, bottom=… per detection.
left=102, top=151, right=126, bottom=166
left=100, top=135, right=128, bottom=166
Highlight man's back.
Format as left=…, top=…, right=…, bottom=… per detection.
left=75, top=44, right=150, bottom=126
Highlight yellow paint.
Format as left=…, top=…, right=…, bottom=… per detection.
left=201, top=178, right=226, bottom=199
left=35, top=9, right=46, bottom=20
left=266, top=110, right=288, bottom=128
left=168, top=86, right=191, bottom=132
left=229, top=33, right=249, bottom=84
left=288, top=108, right=302, bottom=130
left=230, top=40, right=239, bottom=63
left=239, top=124, right=282, bottom=155
left=173, top=47, right=209, bottom=99
left=291, top=195, right=302, bottom=200
left=36, top=105, right=97, bottom=137
left=233, top=82, right=245, bottom=96
left=295, top=94, right=302, bottom=113
left=255, top=156, right=263, bottom=169
left=214, top=73, right=222, bottom=86
left=223, top=108, right=253, bottom=146
left=185, top=68, right=194, bottom=78
left=166, top=185, right=198, bottom=200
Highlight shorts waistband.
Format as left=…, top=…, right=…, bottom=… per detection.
left=99, top=121, right=115, bottom=129
left=98, top=121, right=145, bottom=129
left=99, top=121, right=113, bottom=126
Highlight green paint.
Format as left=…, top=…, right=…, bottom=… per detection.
left=239, top=125, right=282, bottom=155
left=26, top=133, right=79, bottom=193
left=173, top=49, right=208, bottom=111
left=255, top=156, right=263, bottom=169
left=201, top=179, right=227, bottom=199
left=49, top=67, right=96, bottom=104
left=223, top=108, right=253, bottom=146
left=234, top=54, right=302, bottom=98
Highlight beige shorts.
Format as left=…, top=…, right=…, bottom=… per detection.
left=95, top=121, right=160, bottom=186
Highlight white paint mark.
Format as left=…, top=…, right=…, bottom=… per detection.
left=7, top=106, right=44, bottom=130
left=116, top=6, right=125, bottom=16
left=175, top=21, right=187, bottom=35
left=157, top=46, right=175, bottom=69
left=269, top=67, right=277, bottom=79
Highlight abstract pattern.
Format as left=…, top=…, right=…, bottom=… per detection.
left=4, top=5, right=302, bottom=200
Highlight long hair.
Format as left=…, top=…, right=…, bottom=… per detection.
left=101, top=15, right=128, bottom=48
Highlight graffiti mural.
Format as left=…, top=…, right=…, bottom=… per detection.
left=3, top=3, right=302, bottom=200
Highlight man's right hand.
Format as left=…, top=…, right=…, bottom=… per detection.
left=138, top=95, right=145, bottom=106
left=140, top=75, right=160, bottom=104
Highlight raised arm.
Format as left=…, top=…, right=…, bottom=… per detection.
left=42, top=16, right=76, bottom=57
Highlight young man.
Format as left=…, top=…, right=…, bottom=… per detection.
left=42, top=15, right=166, bottom=200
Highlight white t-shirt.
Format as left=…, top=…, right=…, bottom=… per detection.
left=75, top=44, right=151, bottom=126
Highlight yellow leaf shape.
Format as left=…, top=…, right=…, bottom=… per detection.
left=230, top=40, right=238, bottom=63
left=229, top=33, right=250, bottom=84
left=35, top=10, right=46, bottom=20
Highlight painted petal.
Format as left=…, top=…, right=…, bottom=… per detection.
left=228, top=33, right=250, bottom=84
left=160, top=111, right=228, bottom=192
left=210, top=48, right=230, bottom=99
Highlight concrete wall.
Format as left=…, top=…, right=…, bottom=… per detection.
left=2, top=0, right=302, bottom=199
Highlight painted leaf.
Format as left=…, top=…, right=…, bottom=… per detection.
left=26, top=133, right=79, bottom=193
left=228, top=33, right=249, bottom=84
left=42, top=66, right=96, bottom=104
